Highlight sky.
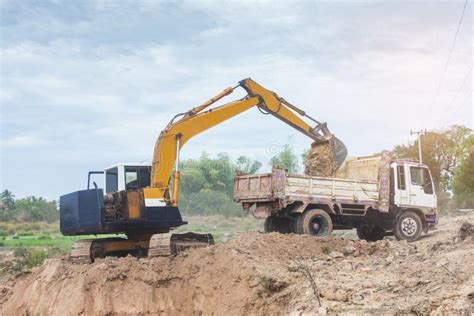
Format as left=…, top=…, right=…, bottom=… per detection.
left=0, top=0, right=472, bottom=200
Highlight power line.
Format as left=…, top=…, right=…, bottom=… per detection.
left=445, top=66, right=473, bottom=111
left=432, top=0, right=469, bottom=105
left=450, top=89, right=473, bottom=117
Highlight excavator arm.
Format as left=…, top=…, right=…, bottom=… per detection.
left=150, top=78, right=347, bottom=205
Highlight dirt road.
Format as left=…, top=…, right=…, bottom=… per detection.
left=1, top=213, right=473, bottom=315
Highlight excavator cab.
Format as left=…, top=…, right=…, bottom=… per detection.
left=87, top=163, right=151, bottom=193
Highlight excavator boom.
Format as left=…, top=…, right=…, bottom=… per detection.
left=150, top=78, right=347, bottom=204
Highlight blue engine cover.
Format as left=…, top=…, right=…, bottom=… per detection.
left=60, top=189, right=104, bottom=235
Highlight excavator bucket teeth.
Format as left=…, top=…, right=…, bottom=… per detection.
left=329, top=136, right=348, bottom=169
left=170, top=232, right=214, bottom=255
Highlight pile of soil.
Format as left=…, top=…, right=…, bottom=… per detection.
left=458, top=222, right=473, bottom=241
left=304, top=142, right=337, bottom=177
left=1, top=214, right=473, bottom=315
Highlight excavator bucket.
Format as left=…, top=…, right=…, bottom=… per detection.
left=327, top=135, right=348, bottom=168
left=305, top=136, right=348, bottom=177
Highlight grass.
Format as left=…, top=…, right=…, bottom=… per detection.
left=2, top=235, right=81, bottom=251
left=0, top=216, right=264, bottom=275
left=177, top=214, right=263, bottom=243
left=0, top=215, right=263, bottom=251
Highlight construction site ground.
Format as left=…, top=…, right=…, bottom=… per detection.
left=1, top=213, right=473, bottom=315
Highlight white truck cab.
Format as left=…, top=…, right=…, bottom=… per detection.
left=391, top=160, right=437, bottom=211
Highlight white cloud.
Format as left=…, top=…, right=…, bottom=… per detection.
left=1, top=135, right=49, bottom=148
left=0, top=0, right=471, bottom=199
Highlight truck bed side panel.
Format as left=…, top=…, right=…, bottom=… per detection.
left=285, top=175, right=379, bottom=202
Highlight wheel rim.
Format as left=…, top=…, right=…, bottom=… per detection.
left=401, top=217, right=418, bottom=236
left=309, top=215, right=328, bottom=235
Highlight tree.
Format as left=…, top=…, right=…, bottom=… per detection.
left=179, top=153, right=262, bottom=216
left=452, top=135, right=474, bottom=208
left=185, top=189, right=242, bottom=217
left=0, top=191, right=58, bottom=222
left=393, top=126, right=470, bottom=193
left=1, top=189, right=15, bottom=210
left=236, top=156, right=262, bottom=174
left=14, top=197, right=58, bottom=222
left=270, top=144, right=299, bottom=173
left=0, top=190, right=16, bottom=221
left=393, top=125, right=472, bottom=210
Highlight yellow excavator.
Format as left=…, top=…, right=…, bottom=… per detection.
left=59, top=78, right=347, bottom=262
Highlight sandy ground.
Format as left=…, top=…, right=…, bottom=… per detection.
left=0, top=213, right=473, bottom=315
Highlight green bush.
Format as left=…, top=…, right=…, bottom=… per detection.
left=47, top=246, right=66, bottom=257
left=38, top=234, right=51, bottom=240
left=183, top=189, right=243, bottom=218
left=0, top=230, right=7, bottom=237
left=0, top=241, right=4, bottom=247
left=13, top=247, right=48, bottom=269
left=28, top=249, right=48, bottom=268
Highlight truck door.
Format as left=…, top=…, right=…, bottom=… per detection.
left=407, top=165, right=436, bottom=208
left=392, top=162, right=409, bottom=206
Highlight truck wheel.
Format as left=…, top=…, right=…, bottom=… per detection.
left=394, top=211, right=423, bottom=241
left=356, top=227, right=385, bottom=241
left=264, top=217, right=293, bottom=234
left=295, top=209, right=333, bottom=237
left=264, top=216, right=276, bottom=233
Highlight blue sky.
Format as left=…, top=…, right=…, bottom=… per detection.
left=1, top=0, right=472, bottom=200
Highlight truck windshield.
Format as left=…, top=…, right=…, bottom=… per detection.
left=410, top=167, right=433, bottom=194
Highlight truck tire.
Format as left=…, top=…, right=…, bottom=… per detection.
left=264, top=216, right=293, bottom=234
left=295, top=209, right=333, bottom=237
left=264, top=216, right=276, bottom=233
left=356, top=227, right=385, bottom=242
left=394, top=211, right=423, bottom=241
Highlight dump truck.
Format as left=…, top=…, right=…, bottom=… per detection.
left=234, top=151, right=438, bottom=241
left=60, top=78, right=347, bottom=262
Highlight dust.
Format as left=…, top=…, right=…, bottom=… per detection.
left=304, top=142, right=337, bottom=177
left=1, top=214, right=474, bottom=315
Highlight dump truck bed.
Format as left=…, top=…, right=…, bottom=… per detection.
left=234, top=169, right=380, bottom=207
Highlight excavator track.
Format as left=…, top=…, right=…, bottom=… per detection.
left=69, top=239, right=94, bottom=264
left=170, top=232, right=214, bottom=255
left=148, top=233, right=172, bottom=257
left=70, top=237, right=148, bottom=263
left=70, top=233, right=214, bottom=263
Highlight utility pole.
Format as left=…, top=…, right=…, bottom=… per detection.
left=410, top=129, right=427, bottom=163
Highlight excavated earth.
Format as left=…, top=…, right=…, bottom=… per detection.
left=1, top=214, right=473, bottom=315
left=304, top=143, right=337, bottom=177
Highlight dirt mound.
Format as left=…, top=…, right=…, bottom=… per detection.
left=1, top=216, right=474, bottom=315
left=304, top=143, right=337, bottom=177
left=458, top=221, right=473, bottom=241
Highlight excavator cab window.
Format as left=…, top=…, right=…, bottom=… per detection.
left=106, top=167, right=118, bottom=193
left=125, top=166, right=151, bottom=190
